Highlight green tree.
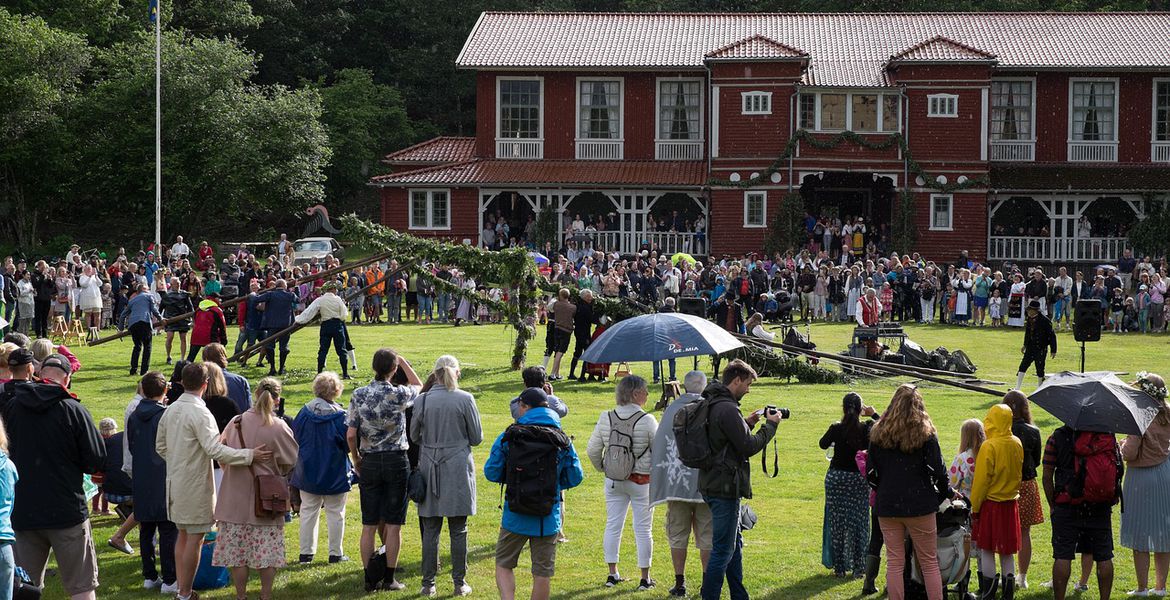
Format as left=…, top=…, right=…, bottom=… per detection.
left=0, top=7, right=90, bottom=247
left=1129, top=196, right=1170, bottom=258
left=763, top=192, right=806, bottom=256
left=890, top=190, right=918, bottom=254
left=317, top=68, right=414, bottom=215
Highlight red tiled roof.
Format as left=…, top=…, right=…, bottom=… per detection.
left=456, top=12, right=1170, bottom=87
left=888, top=35, right=997, bottom=63
left=704, top=34, right=808, bottom=61
left=370, top=159, right=707, bottom=188
left=381, top=137, right=476, bottom=165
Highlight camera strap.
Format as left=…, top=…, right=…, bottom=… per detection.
left=761, top=436, right=778, bottom=478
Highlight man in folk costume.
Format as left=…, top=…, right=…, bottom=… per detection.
left=854, top=287, right=883, bottom=358
left=295, top=282, right=351, bottom=379
left=1016, top=299, right=1057, bottom=390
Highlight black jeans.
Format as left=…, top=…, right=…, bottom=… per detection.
left=318, top=318, right=347, bottom=374
left=130, top=321, right=153, bottom=375
left=264, top=328, right=290, bottom=369
left=33, top=300, right=50, bottom=338
left=140, top=520, right=177, bottom=585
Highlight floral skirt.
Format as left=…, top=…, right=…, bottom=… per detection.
left=1018, top=479, right=1045, bottom=527
left=212, top=522, right=286, bottom=569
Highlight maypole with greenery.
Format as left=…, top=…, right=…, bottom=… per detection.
left=342, top=216, right=539, bottom=369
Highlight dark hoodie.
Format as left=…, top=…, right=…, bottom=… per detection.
left=697, top=380, right=777, bottom=500
left=127, top=399, right=168, bottom=522
left=3, top=380, right=105, bottom=530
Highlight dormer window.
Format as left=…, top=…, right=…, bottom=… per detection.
left=927, top=94, right=958, bottom=117
left=741, top=91, right=772, bottom=115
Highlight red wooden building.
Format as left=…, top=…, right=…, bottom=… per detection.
left=372, top=12, right=1170, bottom=263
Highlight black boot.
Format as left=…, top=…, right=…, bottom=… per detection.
left=861, top=555, right=880, bottom=595
left=978, top=574, right=999, bottom=600
left=1001, top=574, right=1015, bottom=600
left=568, top=358, right=578, bottom=380
left=278, top=351, right=288, bottom=375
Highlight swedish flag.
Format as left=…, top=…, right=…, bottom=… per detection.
left=149, top=0, right=158, bottom=23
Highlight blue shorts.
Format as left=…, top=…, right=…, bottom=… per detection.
left=974, top=296, right=989, bottom=308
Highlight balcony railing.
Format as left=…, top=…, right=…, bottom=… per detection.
left=1067, top=140, right=1117, bottom=162
left=990, top=140, right=1035, bottom=162
left=575, top=139, right=623, bottom=160
left=496, top=139, right=543, bottom=159
left=988, top=236, right=1129, bottom=263
left=1153, top=141, right=1170, bottom=163
left=655, top=140, right=703, bottom=161
left=568, top=230, right=708, bottom=256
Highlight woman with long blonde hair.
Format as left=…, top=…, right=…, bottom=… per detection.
left=866, top=385, right=949, bottom=600
left=213, top=377, right=298, bottom=600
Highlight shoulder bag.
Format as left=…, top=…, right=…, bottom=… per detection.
left=235, top=416, right=290, bottom=519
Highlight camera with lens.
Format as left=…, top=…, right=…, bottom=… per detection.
left=765, top=405, right=791, bottom=420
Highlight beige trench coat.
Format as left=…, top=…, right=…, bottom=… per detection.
left=156, top=393, right=254, bottom=526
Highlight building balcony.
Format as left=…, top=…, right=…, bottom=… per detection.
left=575, top=139, right=623, bottom=160
left=990, top=140, right=1035, bottom=162
left=1153, top=141, right=1170, bottom=163
left=1067, top=140, right=1117, bottom=162
left=655, top=140, right=703, bottom=161
left=570, top=230, right=708, bottom=256
left=496, top=139, right=543, bottom=159
left=988, top=235, right=1129, bottom=263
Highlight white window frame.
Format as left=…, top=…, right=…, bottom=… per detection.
left=495, top=76, right=544, bottom=141
left=407, top=189, right=451, bottom=231
left=927, top=94, right=959, bottom=118
left=743, top=191, right=767, bottom=228
left=575, top=77, right=624, bottom=140
left=929, top=194, right=954, bottom=231
left=654, top=77, right=705, bottom=143
left=741, top=91, right=772, bottom=115
left=1153, top=78, right=1170, bottom=143
left=1068, top=77, right=1119, bottom=143
left=989, top=78, right=1036, bottom=141
left=796, top=90, right=901, bottom=132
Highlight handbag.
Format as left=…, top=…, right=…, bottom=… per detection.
left=407, top=393, right=428, bottom=503
left=235, top=417, right=290, bottom=519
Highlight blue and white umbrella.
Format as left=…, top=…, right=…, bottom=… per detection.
left=581, top=312, right=743, bottom=364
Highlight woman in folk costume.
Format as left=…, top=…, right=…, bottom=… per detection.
left=1007, top=273, right=1027, bottom=328
left=951, top=268, right=974, bottom=324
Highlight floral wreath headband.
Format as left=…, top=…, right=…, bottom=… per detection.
left=1136, top=372, right=1168, bottom=403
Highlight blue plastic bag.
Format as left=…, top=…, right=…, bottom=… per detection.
left=193, top=532, right=229, bottom=590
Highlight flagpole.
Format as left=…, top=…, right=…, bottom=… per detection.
left=154, top=0, right=161, bottom=252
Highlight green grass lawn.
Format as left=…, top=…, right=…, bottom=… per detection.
left=55, top=320, right=1169, bottom=599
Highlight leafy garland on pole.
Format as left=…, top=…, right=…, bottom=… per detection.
left=707, top=129, right=989, bottom=194
left=342, top=216, right=539, bottom=370
left=890, top=189, right=918, bottom=253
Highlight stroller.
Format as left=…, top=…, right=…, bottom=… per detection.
left=905, top=496, right=974, bottom=600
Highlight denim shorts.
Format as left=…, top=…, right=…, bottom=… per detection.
left=358, top=451, right=409, bottom=526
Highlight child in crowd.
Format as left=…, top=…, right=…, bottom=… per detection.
left=92, top=417, right=118, bottom=515
left=346, top=275, right=364, bottom=324
left=1137, top=284, right=1152, bottom=333
left=989, top=289, right=1003, bottom=327
left=970, top=404, right=1024, bottom=598
left=1110, top=288, right=1125, bottom=332
left=940, top=282, right=953, bottom=324
left=100, top=283, right=113, bottom=329
left=949, top=418, right=985, bottom=498
left=1123, top=297, right=1139, bottom=333
left=879, top=282, right=893, bottom=321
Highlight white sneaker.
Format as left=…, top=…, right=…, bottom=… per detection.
left=420, top=585, right=437, bottom=597
left=1129, top=591, right=1151, bottom=597
left=143, top=578, right=161, bottom=590
left=1151, top=590, right=1168, bottom=597
left=1019, top=575, right=1029, bottom=589
left=160, top=582, right=179, bottom=595
left=454, top=583, right=472, bottom=596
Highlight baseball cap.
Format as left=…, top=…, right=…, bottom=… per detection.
left=517, top=388, right=549, bottom=408
left=41, top=353, right=73, bottom=373
left=7, top=348, right=33, bottom=367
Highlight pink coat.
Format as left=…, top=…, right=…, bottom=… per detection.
left=214, top=410, right=299, bottom=526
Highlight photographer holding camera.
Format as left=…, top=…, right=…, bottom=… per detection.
left=697, top=359, right=782, bottom=600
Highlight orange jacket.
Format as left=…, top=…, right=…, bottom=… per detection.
left=365, top=268, right=384, bottom=295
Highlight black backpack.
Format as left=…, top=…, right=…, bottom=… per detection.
left=502, top=423, right=571, bottom=517
left=673, top=397, right=720, bottom=470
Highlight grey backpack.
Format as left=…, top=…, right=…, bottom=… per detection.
left=604, top=410, right=648, bottom=481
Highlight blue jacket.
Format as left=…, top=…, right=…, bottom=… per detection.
left=245, top=294, right=264, bottom=331
left=120, top=292, right=161, bottom=328
left=223, top=369, right=252, bottom=413
left=484, top=407, right=584, bottom=537
left=290, top=400, right=352, bottom=496
left=127, top=399, right=169, bottom=522
left=0, top=452, right=17, bottom=543
left=254, top=289, right=297, bottom=330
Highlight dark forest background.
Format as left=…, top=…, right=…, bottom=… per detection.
left=1, top=0, right=1164, bottom=252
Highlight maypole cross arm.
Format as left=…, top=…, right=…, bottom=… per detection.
left=341, top=216, right=540, bottom=370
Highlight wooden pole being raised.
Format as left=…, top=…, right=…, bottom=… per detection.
left=88, top=251, right=393, bottom=347
left=228, top=261, right=414, bottom=364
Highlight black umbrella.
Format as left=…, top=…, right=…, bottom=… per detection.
left=1029, top=371, right=1162, bottom=435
